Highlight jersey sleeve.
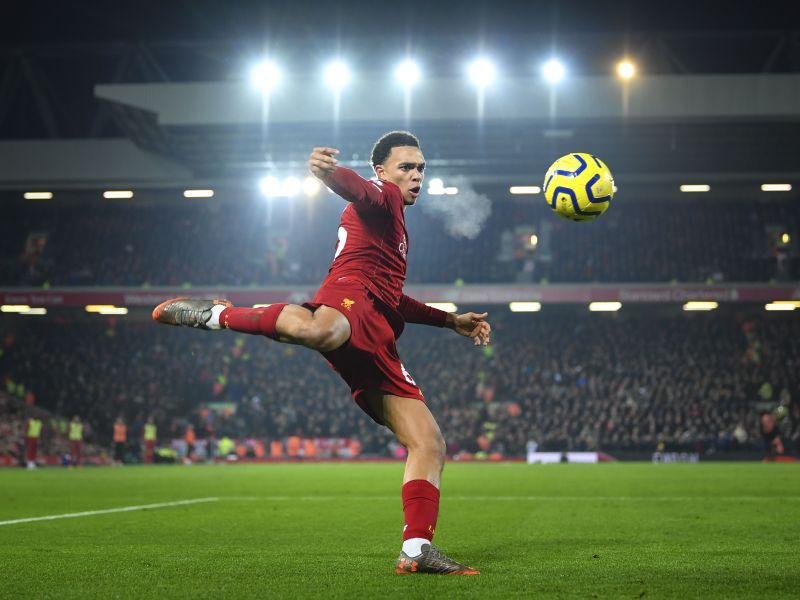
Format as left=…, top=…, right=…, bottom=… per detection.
left=324, top=167, right=400, bottom=212
left=397, top=293, right=448, bottom=327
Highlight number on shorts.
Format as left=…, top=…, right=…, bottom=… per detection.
left=400, top=363, right=417, bottom=386
left=334, top=226, right=347, bottom=260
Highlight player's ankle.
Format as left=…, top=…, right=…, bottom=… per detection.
left=402, top=537, right=430, bottom=557
left=206, top=304, right=227, bottom=330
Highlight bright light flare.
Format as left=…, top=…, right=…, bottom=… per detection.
left=761, top=183, right=792, bottom=192
left=589, top=302, right=622, bottom=312
left=395, top=60, right=421, bottom=86
left=103, top=191, right=134, bottom=199
left=302, top=176, right=321, bottom=197
left=542, top=59, right=566, bottom=84
left=509, top=302, right=541, bottom=312
left=426, top=302, right=458, bottom=313
left=617, top=60, right=636, bottom=80
left=85, top=305, right=128, bottom=315
left=1, top=305, right=32, bottom=313
left=259, top=176, right=281, bottom=197
left=765, top=303, right=796, bottom=311
left=184, top=189, right=214, bottom=198
left=325, top=61, right=352, bottom=90
left=250, top=61, right=281, bottom=93
left=680, top=185, right=711, bottom=193
left=24, top=192, right=53, bottom=200
left=468, top=58, right=496, bottom=87
left=683, top=301, right=719, bottom=311
left=509, top=186, right=541, bottom=195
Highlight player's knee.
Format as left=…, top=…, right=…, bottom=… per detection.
left=411, top=432, right=446, bottom=463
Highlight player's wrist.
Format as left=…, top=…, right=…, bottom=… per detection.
left=445, top=312, right=457, bottom=330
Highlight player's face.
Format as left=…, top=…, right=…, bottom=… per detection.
left=375, top=146, right=425, bottom=206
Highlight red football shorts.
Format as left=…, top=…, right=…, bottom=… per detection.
left=304, top=278, right=424, bottom=423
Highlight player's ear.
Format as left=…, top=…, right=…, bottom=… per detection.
left=374, top=163, right=387, bottom=181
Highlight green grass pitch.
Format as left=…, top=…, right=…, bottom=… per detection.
left=1, top=463, right=798, bottom=599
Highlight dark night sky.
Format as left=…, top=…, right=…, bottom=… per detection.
left=2, top=0, right=798, bottom=44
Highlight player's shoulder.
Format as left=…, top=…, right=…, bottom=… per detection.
left=368, top=178, right=403, bottom=206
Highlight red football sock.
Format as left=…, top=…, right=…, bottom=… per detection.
left=220, top=304, right=287, bottom=340
left=402, top=479, right=440, bottom=542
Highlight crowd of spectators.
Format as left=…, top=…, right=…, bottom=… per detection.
left=1, top=310, right=797, bottom=460
left=1, top=195, right=796, bottom=287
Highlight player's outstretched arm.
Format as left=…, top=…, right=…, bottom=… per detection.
left=445, top=311, right=491, bottom=347
left=308, top=147, right=339, bottom=179
left=307, top=146, right=393, bottom=209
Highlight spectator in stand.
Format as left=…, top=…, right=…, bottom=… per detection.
left=143, top=416, right=157, bottom=464
left=184, top=425, right=196, bottom=464
left=113, top=416, right=127, bottom=466
left=25, top=415, right=42, bottom=470
left=68, top=415, right=83, bottom=467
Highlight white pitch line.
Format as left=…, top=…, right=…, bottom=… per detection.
left=0, top=497, right=219, bottom=527
left=219, top=495, right=800, bottom=502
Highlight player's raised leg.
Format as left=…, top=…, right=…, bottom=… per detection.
left=152, top=299, right=350, bottom=353
left=364, top=392, right=479, bottom=575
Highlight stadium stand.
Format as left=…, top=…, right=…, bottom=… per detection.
left=1, top=197, right=796, bottom=287
left=2, top=310, right=797, bottom=460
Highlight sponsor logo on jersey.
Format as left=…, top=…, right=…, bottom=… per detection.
left=398, top=234, right=407, bottom=259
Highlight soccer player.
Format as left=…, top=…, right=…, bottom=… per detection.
left=153, top=131, right=490, bottom=575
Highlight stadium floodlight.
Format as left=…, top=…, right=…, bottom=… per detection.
left=281, top=176, right=301, bottom=197
left=529, top=234, right=539, bottom=247
left=761, top=183, right=792, bottom=192
left=24, top=192, right=53, bottom=200
left=616, top=60, right=636, bottom=80
left=184, top=189, right=214, bottom=198
left=103, top=190, right=134, bottom=199
left=426, top=302, right=458, bottom=313
left=680, top=184, right=710, bottom=193
left=765, top=302, right=796, bottom=311
left=542, top=59, right=566, bottom=84
left=781, top=233, right=790, bottom=244
left=1, top=304, right=32, bottom=313
left=395, top=60, right=421, bottom=86
left=259, top=176, right=281, bottom=197
left=589, top=302, right=622, bottom=312
left=302, top=176, right=321, bottom=197
left=683, top=301, right=719, bottom=311
left=509, top=186, right=541, bottom=195
left=20, top=308, right=47, bottom=315
left=250, top=61, right=282, bottom=93
left=443, top=187, right=459, bottom=195
left=467, top=58, right=496, bottom=88
left=325, top=61, right=352, bottom=90
left=509, top=302, right=541, bottom=312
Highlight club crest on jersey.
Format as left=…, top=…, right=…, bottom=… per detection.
left=341, top=298, right=355, bottom=311
left=398, top=234, right=407, bottom=259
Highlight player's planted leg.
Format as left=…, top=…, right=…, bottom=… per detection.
left=365, top=392, right=479, bottom=575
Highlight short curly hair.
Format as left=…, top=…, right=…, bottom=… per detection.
left=370, top=131, right=420, bottom=167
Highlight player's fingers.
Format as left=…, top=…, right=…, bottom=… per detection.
left=311, top=147, right=340, bottom=155
left=473, top=312, right=489, bottom=320
left=310, top=153, right=338, bottom=167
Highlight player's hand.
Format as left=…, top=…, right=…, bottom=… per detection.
left=449, top=312, right=491, bottom=346
left=308, top=147, right=339, bottom=179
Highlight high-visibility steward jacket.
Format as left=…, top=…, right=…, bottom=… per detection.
left=114, top=422, right=127, bottom=443
left=69, top=422, right=83, bottom=441
left=27, top=418, right=42, bottom=439
left=144, top=423, right=157, bottom=441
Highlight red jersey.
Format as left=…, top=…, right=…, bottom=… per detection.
left=321, top=167, right=409, bottom=310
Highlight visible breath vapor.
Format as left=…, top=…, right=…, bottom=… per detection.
left=420, top=176, right=492, bottom=239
